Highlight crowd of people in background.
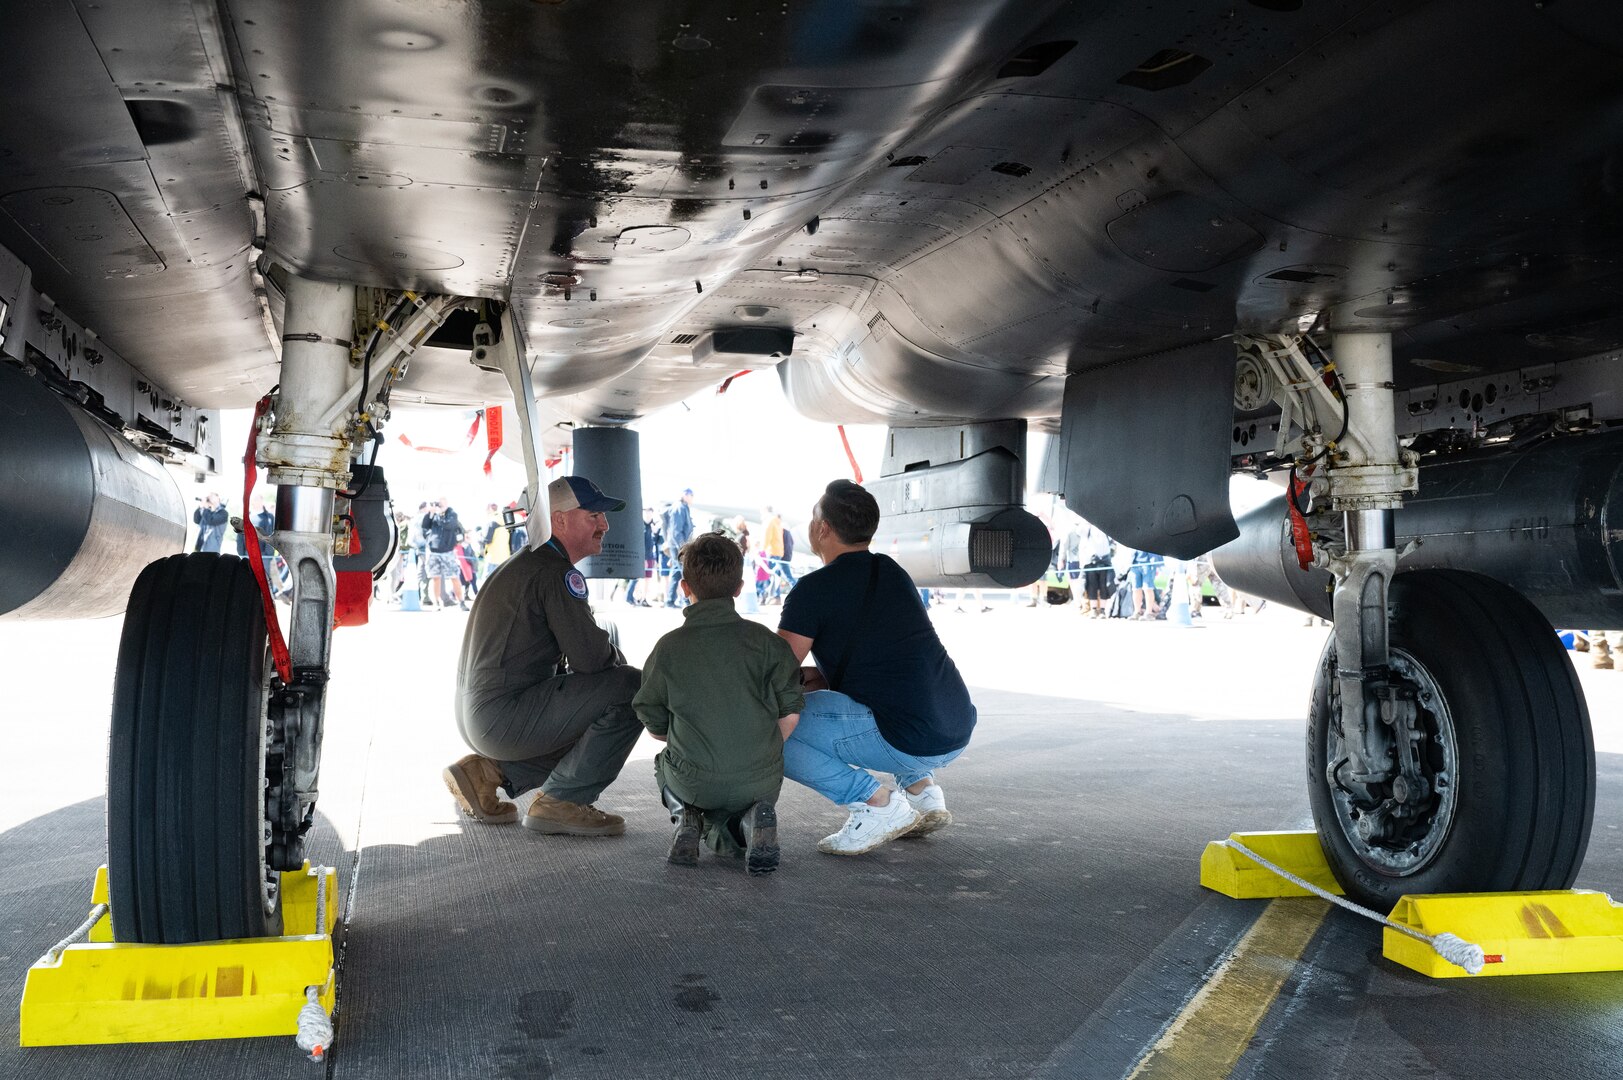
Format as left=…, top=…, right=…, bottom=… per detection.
left=194, top=485, right=1253, bottom=625
left=192, top=483, right=1616, bottom=672
left=613, top=490, right=801, bottom=611
left=923, top=515, right=1257, bottom=624
left=360, top=485, right=812, bottom=616
left=384, top=498, right=528, bottom=610
left=186, top=490, right=292, bottom=598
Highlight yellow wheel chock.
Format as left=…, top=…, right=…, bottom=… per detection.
left=18, top=863, right=336, bottom=1047
left=1384, top=890, right=1623, bottom=978
left=1200, top=830, right=1345, bottom=900
left=1202, top=831, right=1623, bottom=979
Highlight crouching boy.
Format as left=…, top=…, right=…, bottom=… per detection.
left=633, top=533, right=804, bottom=874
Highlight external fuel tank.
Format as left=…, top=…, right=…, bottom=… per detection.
left=1, top=363, right=186, bottom=619
left=1213, top=431, right=1623, bottom=630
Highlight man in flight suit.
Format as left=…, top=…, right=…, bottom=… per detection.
left=445, top=474, right=644, bottom=836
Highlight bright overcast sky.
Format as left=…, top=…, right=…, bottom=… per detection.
left=625, top=370, right=886, bottom=521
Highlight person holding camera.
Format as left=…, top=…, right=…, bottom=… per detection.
left=421, top=496, right=467, bottom=610
left=193, top=492, right=229, bottom=553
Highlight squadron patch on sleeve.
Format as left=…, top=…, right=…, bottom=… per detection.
left=565, top=569, right=588, bottom=599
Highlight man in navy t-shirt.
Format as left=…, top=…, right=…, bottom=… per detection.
left=776, top=479, right=976, bottom=855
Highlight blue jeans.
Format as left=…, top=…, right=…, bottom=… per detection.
left=783, top=691, right=963, bottom=806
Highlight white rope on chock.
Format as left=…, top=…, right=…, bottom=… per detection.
left=296, top=985, right=334, bottom=1062
left=39, top=902, right=109, bottom=966
left=1221, top=838, right=1488, bottom=975
left=295, top=867, right=336, bottom=1062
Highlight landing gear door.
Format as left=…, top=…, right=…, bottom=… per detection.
left=1057, top=341, right=1238, bottom=559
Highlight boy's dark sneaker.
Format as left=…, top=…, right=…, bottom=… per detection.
left=741, top=802, right=780, bottom=876
left=668, top=805, right=702, bottom=866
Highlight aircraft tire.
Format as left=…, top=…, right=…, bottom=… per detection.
left=107, top=552, right=283, bottom=942
left=1307, top=569, right=1595, bottom=912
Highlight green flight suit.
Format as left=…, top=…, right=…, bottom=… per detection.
left=456, top=538, right=642, bottom=803
left=633, top=597, right=804, bottom=854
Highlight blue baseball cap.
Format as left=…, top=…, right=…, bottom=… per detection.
left=548, top=474, right=626, bottom=514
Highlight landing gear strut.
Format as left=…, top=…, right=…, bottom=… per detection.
left=106, top=276, right=453, bottom=942
left=1245, top=330, right=1596, bottom=909
left=256, top=276, right=358, bottom=881
left=1308, top=570, right=1594, bottom=908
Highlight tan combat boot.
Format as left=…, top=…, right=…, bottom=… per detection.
left=524, top=792, right=626, bottom=836
left=442, top=753, right=518, bottom=824
left=1595, top=639, right=1614, bottom=670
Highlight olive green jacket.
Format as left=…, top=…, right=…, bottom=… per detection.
left=633, top=598, right=804, bottom=809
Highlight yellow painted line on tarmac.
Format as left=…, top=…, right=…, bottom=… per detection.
left=1127, top=898, right=1329, bottom=1080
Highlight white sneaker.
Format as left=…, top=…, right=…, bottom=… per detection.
left=902, top=783, right=952, bottom=837
left=817, top=793, right=920, bottom=855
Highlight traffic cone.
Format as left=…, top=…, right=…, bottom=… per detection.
left=400, top=552, right=422, bottom=611
left=1169, top=574, right=1194, bottom=627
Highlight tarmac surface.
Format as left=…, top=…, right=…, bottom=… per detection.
left=4, top=596, right=1622, bottom=1079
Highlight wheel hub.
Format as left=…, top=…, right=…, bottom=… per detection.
left=266, top=676, right=323, bottom=877
left=257, top=663, right=281, bottom=918
left=1327, top=648, right=1458, bottom=875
